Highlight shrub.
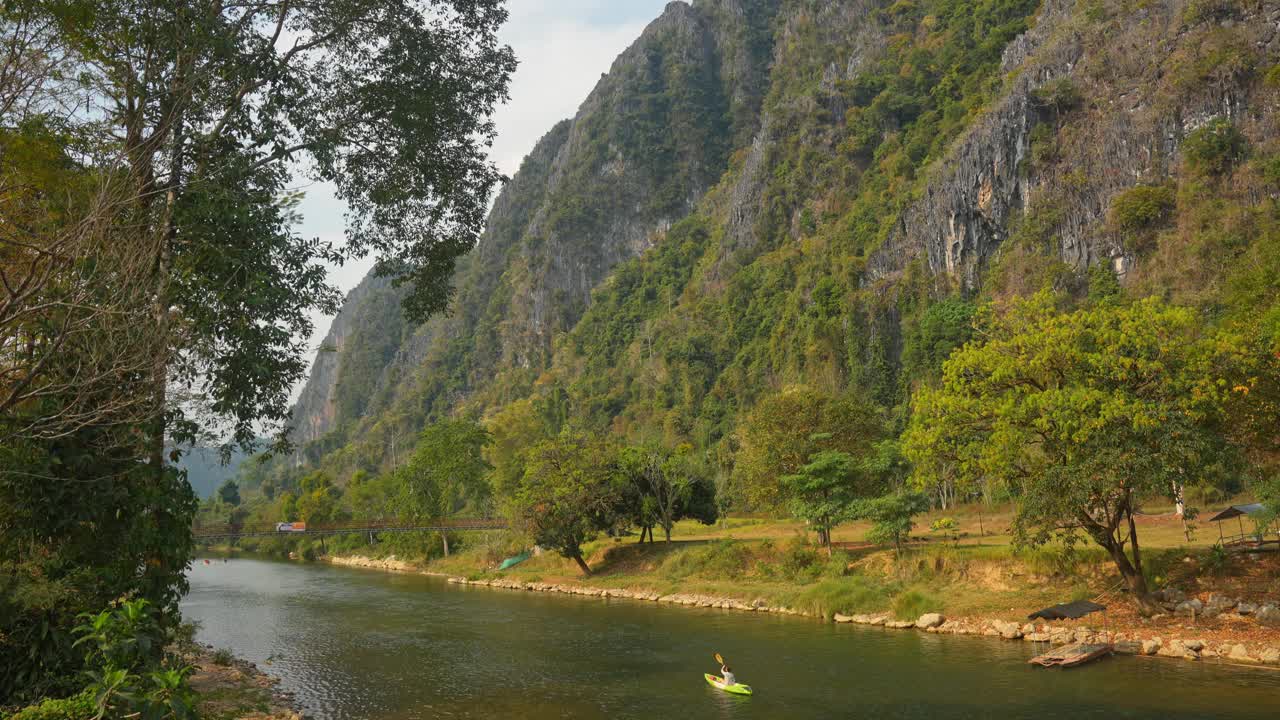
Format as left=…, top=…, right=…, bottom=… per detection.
left=1183, top=0, right=1239, bottom=24
left=786, top=577, right=897, bottom=619
left=660, top=539, right=752, bottom=581
left=1182, top=118, right=1247, bottom=176
left=210, top=648, right=234, bottom=666
left=891, top=587, right=941, bottom=620
left=7, top=691, right=95, bottom=720
left=1110, top=185, right=1176, bottom=233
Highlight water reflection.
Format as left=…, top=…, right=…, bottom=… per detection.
left=183, top=557, right=1280, bottom=720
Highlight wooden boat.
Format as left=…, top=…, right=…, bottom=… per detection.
left=1028, top=642, right=1113, bottom=668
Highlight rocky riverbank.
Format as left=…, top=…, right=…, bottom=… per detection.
left=444, top=575, right=1280, bottom=669
left=188, top=644, right=304, bottom=720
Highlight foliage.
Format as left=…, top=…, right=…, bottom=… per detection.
left=780, top=450, right=866, bottom=548
left=514, top=433, right=626, bottom=575
left=295, top=472, right=344, bottom=527
left=851, top=491, right=931, bottom=553
left=1, top=449, right=195, bottom=702
left=660, top=539, right=752, bottom=581
left=395, top=420, right=492, bottom=520
left=617, top=443, right=717, bottom=542
left=72, top=599, right=196, bottom=720
left=892, top=588, right=942, bottom=620
left=216, top=480, right=241, bottom=507
left=733, top=388, right=882, bottom=509
left=1182, top=118, right=1247, bottom=176
left=904, top=292, right=1245, bottom=606
left=1110, top=185, right=1176, bottom=249
left=5, top=691, right=95, bottom=720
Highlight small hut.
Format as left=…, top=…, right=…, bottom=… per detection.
left=1208, top=504, right=1276, bottom=549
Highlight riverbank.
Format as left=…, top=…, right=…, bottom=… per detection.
left=319, top=528, right=1280, bottom=670
left=187, top=645, right=303, bottom=720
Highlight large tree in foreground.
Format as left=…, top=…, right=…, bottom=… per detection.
left=1, top=0, right=516, bottom=457
left=515, top=434, right=623, bottom=576
left=0, top=1, right=514, bottom=702
left=904, top=292, right=1243, bottom=611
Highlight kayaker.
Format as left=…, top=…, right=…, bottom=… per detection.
left=720, top=664, right=736, bottom=687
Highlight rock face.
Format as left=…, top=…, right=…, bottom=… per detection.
left=281, top=0, right=1280, bottom=486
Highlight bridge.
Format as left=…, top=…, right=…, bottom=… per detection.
left=192, top=518, right=508, bottom=541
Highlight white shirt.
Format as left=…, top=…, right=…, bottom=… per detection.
left=721, top=670, right=736, bottom=686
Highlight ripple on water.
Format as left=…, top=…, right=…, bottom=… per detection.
left=183, top=558, right=1280, bottom=720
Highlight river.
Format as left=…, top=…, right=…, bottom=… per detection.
left=182, top=557, right=1280, bottom=719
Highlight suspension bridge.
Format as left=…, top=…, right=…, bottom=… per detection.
left=192, top=518, right=508, bottom=542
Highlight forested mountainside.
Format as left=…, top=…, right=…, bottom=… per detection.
left=260, top=0, right=1280, bottom=494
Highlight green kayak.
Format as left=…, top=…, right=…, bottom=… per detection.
left=704, top=673, right=753, bottom=695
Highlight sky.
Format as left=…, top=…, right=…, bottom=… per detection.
left=289, top=0, right=673, bottom=397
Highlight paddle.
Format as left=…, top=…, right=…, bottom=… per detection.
left=714, top=652, right=724, bottom=666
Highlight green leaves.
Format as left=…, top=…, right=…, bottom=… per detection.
left=903, top=292, right=1246, bottom=599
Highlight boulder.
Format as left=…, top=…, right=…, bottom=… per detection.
left=1113, top=641, right=1143, bottom=655
left=1183, top=639, right=1205, bottom=652
left=916, top=613, right=945, bottom=629
left=1236, top=601, right=1257, bottom=615
left=1205, top=593, right=1236, bottom=612
left=1174, top=599, right=1203, bottom=616
left=1025, top=632, right=1052, bottom=642
left=1255, top=604, right=1280, bottom=625
left=1141, top=639, right=1162, bottom=655
left=1021, top=623, right=1036, bottom=635
left=1227, top=644, right=1256, bottom=663
left=1157, top=640, right=1199, bottom=660
left=833, top=613, right=854, bottom=623
left=992, top=620, right=1023, bottom=639
left=886, top=620, right=916, bottom=629
left=1261, top=648, right=1280, bottom=665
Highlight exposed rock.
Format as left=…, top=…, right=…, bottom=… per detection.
left=1236, top=601, right=1257, bottom=615
left=1255, top=604, right=1280, bottom=625
left=915, top=613, right=945, bottom=629
left=833, top=613, right=854, bottom=623
left=1026, top=632, right=1052, bottom=643
left=886, top=620, right=916, bottom=629
left=1227, top=644, right=1257, bottom=663
left=1141, top=639, right=1162, bottom=656
left=1261, top=648, right=1280, bottom=665
left=992, top=620, right=1023, bottom=639
left=1113, top=641, right=1143, bottom=655
left=1157, top=640, right=1199, bottom=661
left=1174, top=599, right=1203, bottom=616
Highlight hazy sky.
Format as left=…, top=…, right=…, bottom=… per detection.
left=289, top=0, right=672, bottom=396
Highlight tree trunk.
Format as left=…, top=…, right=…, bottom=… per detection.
left=572, top=553, right=592, bottom=576
left=663, top=523, right=672, bottom=542
left=440, top=531, right=449, bottom=557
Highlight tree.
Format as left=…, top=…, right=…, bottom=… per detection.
left=733, top=387, right=881, bottom=510
left=515, top=434, right=624, bottom=575
left=851, top=491, right=930, bottom=554
left=1, top=0, right=515, bottom=461
left=904, top=292, right=1242, bottom=611
left=780, top=449, right=863, bottom=551
left=395, top=420, right=491, bottom=555
left=617, top=443, right=717, bottom=543
left=216, top=480, right=241, bottom=507
left=296, top=471, right=342, bottom=527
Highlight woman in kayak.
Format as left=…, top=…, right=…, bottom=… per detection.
left=719, top=664, right=736, bottom=687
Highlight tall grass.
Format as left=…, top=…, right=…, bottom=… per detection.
left=660, top=539, right=753, bottom=581
left=892, top=588, right=943, bottom=620
left=782, top=577, right=899, bottom=619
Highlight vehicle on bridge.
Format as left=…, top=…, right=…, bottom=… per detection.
left=275, top=521, right=307, bottom=533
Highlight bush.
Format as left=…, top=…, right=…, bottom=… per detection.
left=6, top=691, right=95, bottom=720
left=659, top=539, right=752, bottom=581
left=785, top=577, right=897, bottom=619
left=210, top=648, right=234, bottom=667
left=1183, top=0, right=1239, bottom=24
left=1182, top=118, right=1247, bottom=176
left=1110, top=185, right=1176, bottom=234
left=891, top=587, right=941, bottom=620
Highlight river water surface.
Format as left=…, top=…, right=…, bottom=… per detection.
left=183, top=557, right=1280, bottom=719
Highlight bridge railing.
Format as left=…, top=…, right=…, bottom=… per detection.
left=192, top=518, right=507, bottom=540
